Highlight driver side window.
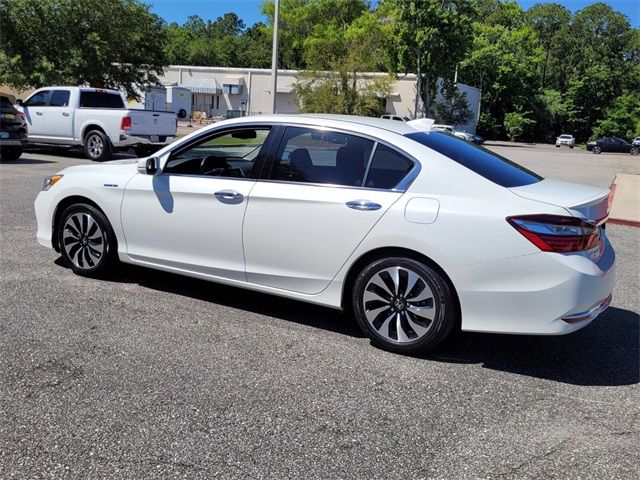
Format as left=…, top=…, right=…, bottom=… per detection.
left=164, top=127, right=271, bottom=178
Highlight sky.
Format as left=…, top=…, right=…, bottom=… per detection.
left=148, top=0, right=639, bottom=28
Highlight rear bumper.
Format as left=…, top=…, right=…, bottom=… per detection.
left=115, top=134, right=175, bottom=148
left=452, top=238, right=616, bottom=335
left=0, top=139, right=25, bottom=147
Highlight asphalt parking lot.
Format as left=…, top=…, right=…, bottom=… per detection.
left=1, top=144, right=639, bottom=479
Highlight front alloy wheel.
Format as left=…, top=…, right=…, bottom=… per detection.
left=58, top=204, right=117, bottom=277
left=592, top=145, right=602, bottom=154
left=353, top=257, right=456, bottom=354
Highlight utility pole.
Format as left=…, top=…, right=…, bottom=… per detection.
left=270, top=0, right=280, bottom=114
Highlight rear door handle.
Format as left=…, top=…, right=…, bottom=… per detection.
left=62, top=112, right=70, bottom=117
left=35, top=111, right=43, bottom=116
left=214, top=190, right=243, bottom=204
left=346, top=200, right=382, bottom=211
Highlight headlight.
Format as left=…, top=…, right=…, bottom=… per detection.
left=43, top=175, right=63, bottom=190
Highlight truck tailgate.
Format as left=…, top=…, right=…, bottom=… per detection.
left=128, top=110, right=176, bottom=137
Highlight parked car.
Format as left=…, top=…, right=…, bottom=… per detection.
left=16, top=87, right=177, bottom=161
left=586, top=137, right=638, bottom=155
left=555, top=134, right=575, bottom=148
left=381, top=114, right=411, bottom=122
left=35, top=115, right=615, bottom=355
left=431, top=124, right=483, bottom=144
left=0, top=92, right=28, bottom=161
left=632, top=137, right=640, bottom=146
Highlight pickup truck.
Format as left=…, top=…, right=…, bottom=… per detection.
left=17, top=86, right=177, bottom=161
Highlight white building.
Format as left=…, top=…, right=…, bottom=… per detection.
left=159, top=65, right=481, bottom=133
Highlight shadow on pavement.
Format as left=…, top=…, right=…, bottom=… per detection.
left=56, top=260, right=639, bottom=387
left=428, top=306, right=639, bottom=387
left=1, top=157, right=57, bottom=164
left=25, top=146, right=136, bottom=160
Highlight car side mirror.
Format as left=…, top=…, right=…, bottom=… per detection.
left=137, top=156, right=159, bottom=175
left=16, top=99, right=24, bottom=106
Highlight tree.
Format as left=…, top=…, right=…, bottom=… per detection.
left=504, top=110, right=535, bottom=142
left=432, top=85, right=473, bottom=126
left=592, top=92, right=640, bottom=140
left=0, top=0, right=167, bottom=98
left=386, top=0, right=475, bottom=118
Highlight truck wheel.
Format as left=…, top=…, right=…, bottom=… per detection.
left=0, top=146, right=23, bottom=161
left=84, top=130, right=112, bottom=162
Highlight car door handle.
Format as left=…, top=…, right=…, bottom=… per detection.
left=35, top=111, right=43, bottom=116
left=62, top=112, right=70, bottom=116
left=346, top=200, right=382, bottom=211
left=214, top=190, right=243, bottom=204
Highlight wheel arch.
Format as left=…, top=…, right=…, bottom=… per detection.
left=81, top=124, right=108, bottom=144
left=341, top=247, right=461, bottom=323
left=51, top=195, right=113, bottom=252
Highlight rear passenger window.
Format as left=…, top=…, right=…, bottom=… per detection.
left=50, top=90, right=70, bottom=107
left=270, top=127, right=374, bottom=187
left=79, top=91, right=125, bottom=108
left=365, top=144, right=414, bottom=189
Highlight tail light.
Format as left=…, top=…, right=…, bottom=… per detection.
left=507, top=215, right=601, bottom=253
left=17, top=111, right=25, bottom=121
left=121, top=116, right=132, bottom=131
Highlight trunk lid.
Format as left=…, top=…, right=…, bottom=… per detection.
left=509, top=178, right=610, bottom=222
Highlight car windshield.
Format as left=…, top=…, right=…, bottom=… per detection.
left=406, top=131, right=543, bottom=188
left=559, top=135, right=572, bottom=138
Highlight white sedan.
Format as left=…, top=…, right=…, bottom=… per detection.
left=35, top=115, right=615, bottom=354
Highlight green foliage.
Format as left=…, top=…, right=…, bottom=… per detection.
left=433, top=86, right=473, bottom=126
left=504, top=110, right=535, bottom=142
left=592, top=92, right=640, bottom=140
left=386, top=0, right=475, bottom=116
left=0, top=0, right=167, bottom=98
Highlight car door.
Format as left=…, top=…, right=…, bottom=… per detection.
left=21, top=90, right=50, bottom=138
left=121, top=126, right=274, bottom=281
left=43, top=89, right=73, bottom=139
left=243, top=126, right=416, bottom=295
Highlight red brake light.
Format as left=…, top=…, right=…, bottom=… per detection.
left=17, top=112, right=25, bottom=121
left=121, top=116, right=132, bottom=131
left=507, top=215, right=601, bottom=253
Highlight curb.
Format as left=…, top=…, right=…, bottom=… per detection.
left=608, top=180, right=640, bottom=228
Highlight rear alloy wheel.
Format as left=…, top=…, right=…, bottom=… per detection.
left=84, top=130, right=112, bottom=162
left=592, top=145, right=602, bottom=154
left=353, top=257, right=456, bottom=354
left=58, top=204, right=117, bottom=277
left=630, top=146, right=639, bottom=156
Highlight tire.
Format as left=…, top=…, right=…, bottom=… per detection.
left=84, top=130, right=112, bottom=162
left=352, top=257, right=456, bottom=354
left=592, top=145, right=602, bottom=154
left=570, top=145, right=574, bottom=149
left=134, top=146, right=150, bottom=158
left=57, top=203, right=118, bottom=277
left=178, top=108, right=187, bottom=119
left=0, top=146, right=22, bottom=161
left=555, top=145, right=560, bottom=148
left=630, top=146, right=639, bottom=156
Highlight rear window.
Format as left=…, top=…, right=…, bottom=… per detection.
left=0, top=96, right=14, bottom=110
left=406, top=131, right=542, bottom=187
left=79, top=91, right=124, bottom=109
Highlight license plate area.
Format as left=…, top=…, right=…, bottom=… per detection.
left=150, top=135, right=159, bottom=142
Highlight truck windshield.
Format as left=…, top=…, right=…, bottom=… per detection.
left=406, top=131, right=543, bottom=188
left=79, top=91, right=124, bottom=109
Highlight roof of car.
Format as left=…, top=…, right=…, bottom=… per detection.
left=226, top=113, right=419, bottom=135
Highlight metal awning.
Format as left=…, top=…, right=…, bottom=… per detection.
left=224, top=75, right=245, bottom=85
left=180, top=77, right=220, bottom=94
